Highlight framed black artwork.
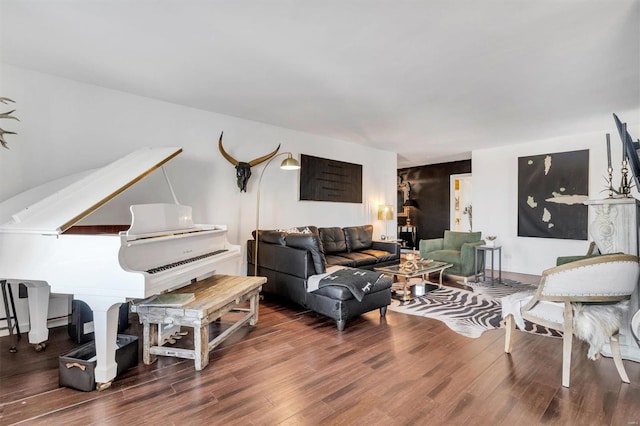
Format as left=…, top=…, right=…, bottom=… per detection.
left=299, top=154, right=362, bottom=203
left=517, top=149, right=589, bottom=240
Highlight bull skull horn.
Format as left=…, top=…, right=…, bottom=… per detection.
left=248, top=143, right=281, bottom=167
left=218, top=131, right=281, bottom=167
left=218, top=131, right=239, bottom=166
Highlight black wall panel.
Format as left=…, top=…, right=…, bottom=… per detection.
left=398, top=160, right=471, bottom=243
left=300, top=154, right=362, bottom=203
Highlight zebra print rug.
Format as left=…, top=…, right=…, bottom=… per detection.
left=465, top=278, right=538, bottom=298
left=389, top=282, right=561, bottom=339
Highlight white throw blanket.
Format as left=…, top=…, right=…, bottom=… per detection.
left=501, top=291, right=537, bottom=330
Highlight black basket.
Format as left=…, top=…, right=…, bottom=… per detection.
left=58, top=334, right=138, bottom=392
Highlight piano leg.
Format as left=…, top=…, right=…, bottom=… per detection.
left=25, top=282, right=51, bottom=348
left=83, top=297, right=122, bottom=390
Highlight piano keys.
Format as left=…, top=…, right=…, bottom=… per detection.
left=0, top=147, right=241, bottom=389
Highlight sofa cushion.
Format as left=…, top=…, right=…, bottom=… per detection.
left=338, top=251, right=377, bottom=266
left=285, top=234, right=327, bottom=274
left=319, top=227, right=347, bottom=253
left=344, top=225, right=373, bottom=252
left=426, top=249, right=461, bottom=267
left=361, top=249, right=396, bottom=263
left=325, top=254, right=356, bottom=267
left=443, top=231, right=482, bottom=250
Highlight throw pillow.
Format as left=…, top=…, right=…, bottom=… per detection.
left=277, top=226, right=312, bottom=234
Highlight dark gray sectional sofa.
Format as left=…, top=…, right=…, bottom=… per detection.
left=247, top=224, right=400, bottom=330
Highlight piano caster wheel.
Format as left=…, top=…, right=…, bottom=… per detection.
left=96, top=381, right=112, bottom=392
left=33, top=342, right=47, bottom=352
left=9, top=346, right=17, bottom=353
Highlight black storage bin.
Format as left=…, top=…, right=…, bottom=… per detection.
left=59, top=334, right=138, bottom=392
left=68, top=301, right=130, bottom=344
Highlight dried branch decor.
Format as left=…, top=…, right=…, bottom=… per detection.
left=0, top=97, right=19, bottom=150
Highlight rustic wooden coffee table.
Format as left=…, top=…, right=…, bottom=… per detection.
left=131, top=274, right=266, bottom=371
left=375, top=260, right=452, bottom=300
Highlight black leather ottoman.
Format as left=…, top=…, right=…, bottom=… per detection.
left=306, top=275, right=393, bottom=331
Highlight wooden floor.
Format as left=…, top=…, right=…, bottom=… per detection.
left=1, top=272, right=640, bottom=425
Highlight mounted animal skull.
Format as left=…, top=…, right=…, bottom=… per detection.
left=218, top=131, right=280, bottom=192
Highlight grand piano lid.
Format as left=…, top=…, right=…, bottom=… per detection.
left=0, top=147, right=182, bottom=235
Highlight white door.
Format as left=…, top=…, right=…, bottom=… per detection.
left=450, top=173, right=473, bottom=231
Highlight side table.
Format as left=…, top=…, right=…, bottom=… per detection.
left=474, top=245, right=502, bottom=284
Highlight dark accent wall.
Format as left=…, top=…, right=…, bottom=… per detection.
left=398, top=160, right=471, bottom=243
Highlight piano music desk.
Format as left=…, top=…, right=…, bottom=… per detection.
left=131, top=274, right=265, bottom=371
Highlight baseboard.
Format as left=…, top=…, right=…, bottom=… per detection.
left=0, top=316, right=70, bottom=338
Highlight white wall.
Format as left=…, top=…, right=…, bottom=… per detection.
left=0, top=64, right=397, bottom=334
left=473, top=119, right=640, bottom=275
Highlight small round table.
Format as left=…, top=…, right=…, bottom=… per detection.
left=474, top=245, right=502, bottom=284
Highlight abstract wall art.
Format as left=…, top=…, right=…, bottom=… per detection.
left=299, top=154, right=362, bottom=203
left=517, top=149, right=589, bottom=240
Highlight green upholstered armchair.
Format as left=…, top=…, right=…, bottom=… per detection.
left=419, top=230, right=485, bottom=283
left=556, top=242, right=600, bottom=266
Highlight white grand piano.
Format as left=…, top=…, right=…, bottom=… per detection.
left=0, top=147, right=241, bottom=388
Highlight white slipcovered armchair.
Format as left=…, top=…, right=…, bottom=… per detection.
left=632, top=309, right=640, bottom=347
left=502, top=254, right=640, bottom=388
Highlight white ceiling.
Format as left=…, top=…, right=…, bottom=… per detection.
left=1, top=1, right=639, bottom=167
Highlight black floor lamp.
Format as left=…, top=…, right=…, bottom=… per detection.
left=254, top=152, right=300, bottom=276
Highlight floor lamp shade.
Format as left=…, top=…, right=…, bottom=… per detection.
left=280, top=154, right=300, bottom=170
left=254, top=152, right=300, bottom=276
left=403, top=199, right=418, bottom=208
left=377, top=204, right=393, bottom=221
